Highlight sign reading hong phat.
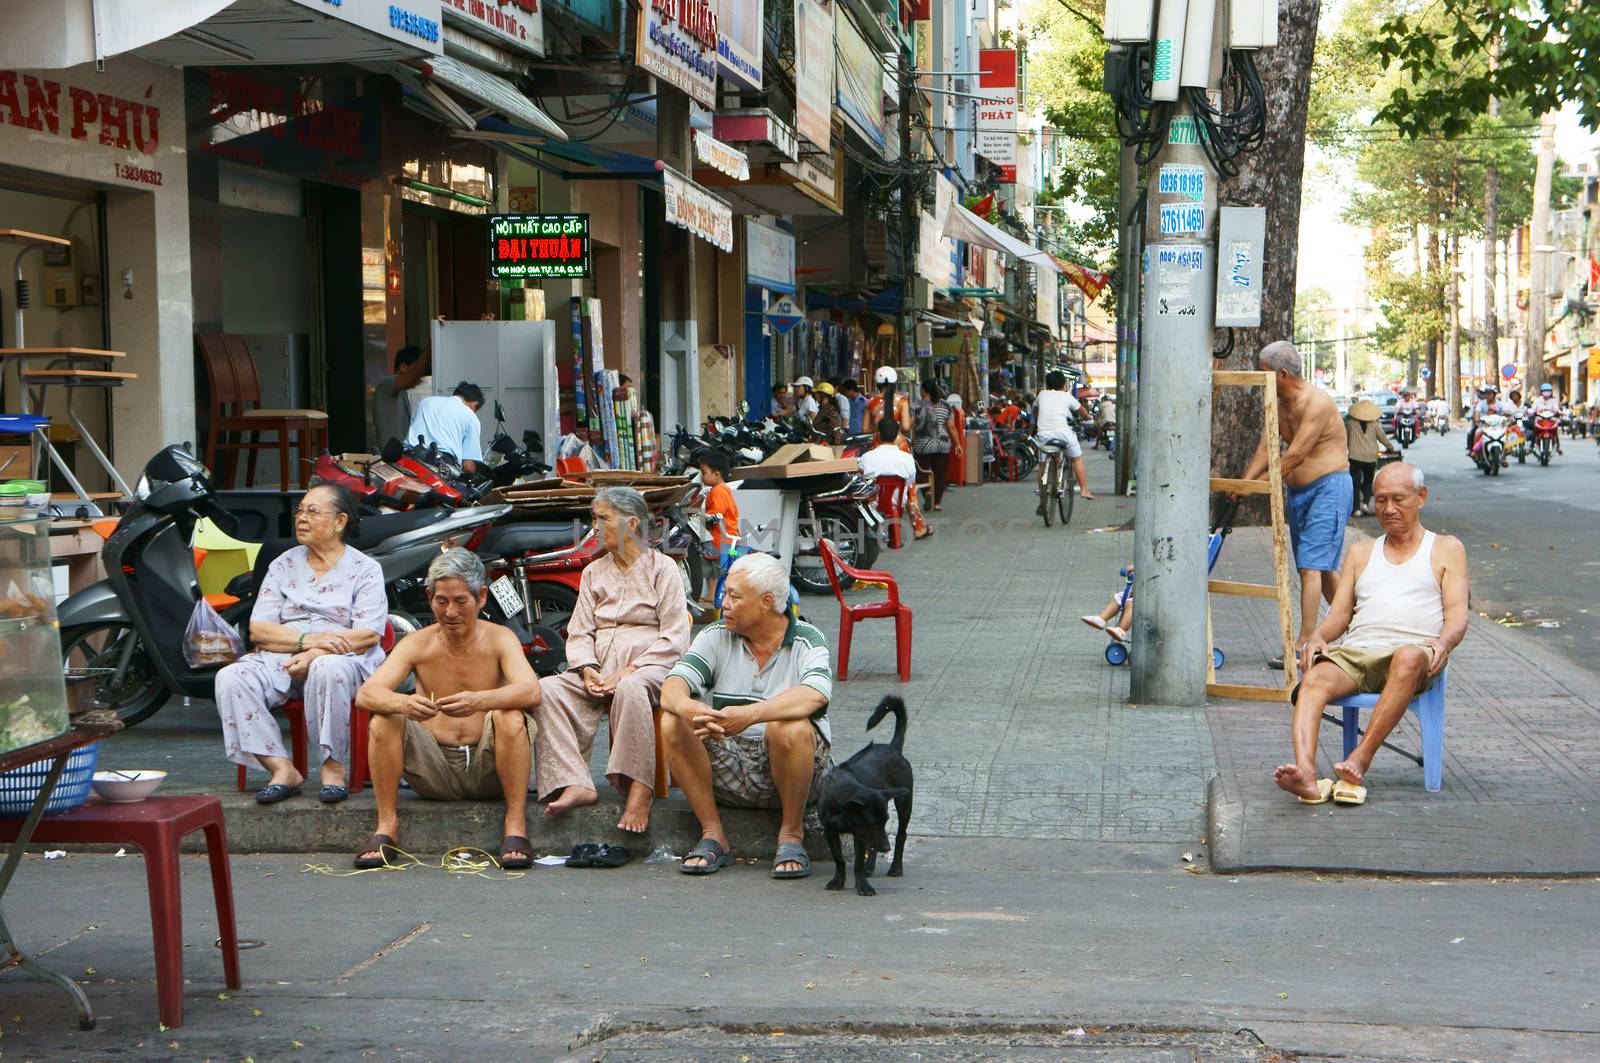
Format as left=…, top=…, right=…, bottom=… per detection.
left=663, top=167, right=733, bottom=253
left=488, top=213, right=591, bottom=278
left=637, top=0, right=720, bottom=110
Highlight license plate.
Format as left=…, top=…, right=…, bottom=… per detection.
left=489, top=575, right=524, bottom=619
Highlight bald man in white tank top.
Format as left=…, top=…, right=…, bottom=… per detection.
left=1274, top=463, right=1469, bottom=805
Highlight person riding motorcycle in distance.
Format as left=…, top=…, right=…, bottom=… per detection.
left=1396, top=388, right=1421, bottom=418
left=1466, top=384, right=1510, bottom=455
left=1531, top=383, right=1564, bottom=455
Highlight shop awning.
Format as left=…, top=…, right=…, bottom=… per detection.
left=0, top=0, right=231, bottom=68
left=415, top=56, right=567, bottom=140
left=942, top=203, right=1062, bottom=275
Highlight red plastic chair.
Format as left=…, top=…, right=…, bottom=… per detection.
left=234, top=622, right=395, bottom=793
left=0, top=795, right=241, bottom=1029
left=818, top=537, right=912, bottom=682
left=875, top=475, right=908, bottom=549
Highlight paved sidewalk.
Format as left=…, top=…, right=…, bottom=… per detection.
left=1205, top=525, right=1600, bottom=874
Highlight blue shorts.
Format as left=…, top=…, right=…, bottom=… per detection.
left=1285, top=471, right=1352, bottom=572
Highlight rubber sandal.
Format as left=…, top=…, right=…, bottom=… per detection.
left=566, top=843, right=599, bottom=868
left=1332, top=780, right=1368, bottom=806
left=680, top=837, right=732, bottom=875
left=255, top=783, right=302, bottom=805
left=499, top=835, right=534, bottom=870
left=1081, top=615, right=1107, bottom=631
left=770, top=841, right=812, bottom=879
left=318, top=785, right=349, bottom=804
left=1298, top=778, right=1334, bottom=805
left=590, top=844, right=631, bottom=868
left=353, top=833, right=399, bottom=870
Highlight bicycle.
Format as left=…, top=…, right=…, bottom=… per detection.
left=1038, top=443, right=1074, bottom=527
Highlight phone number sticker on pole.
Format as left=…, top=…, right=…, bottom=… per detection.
left=1158, top=204, right=1206, bottom=235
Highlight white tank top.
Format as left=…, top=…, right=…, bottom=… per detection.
left=1342, top=532, right=1443, bottom=651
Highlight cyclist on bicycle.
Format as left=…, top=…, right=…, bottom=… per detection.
left=1034, top=370, right=1095, bottom=512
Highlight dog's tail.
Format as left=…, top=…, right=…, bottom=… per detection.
left=866, top=695, right=907, bottom=750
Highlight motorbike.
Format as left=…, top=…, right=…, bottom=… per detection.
left=1472, top=414, right=1510, bottom=476
left=1433, top=410, right=1449, bottom=435
left=1099, top=420, right=1117, bottom=454
left=1532, top=414, right=1560, bottom=466
left=56, top=445, right=510, bottom=726
left=791, top=474, right=883, bottom=594
left=1395, top=409, right=1418, bottom=448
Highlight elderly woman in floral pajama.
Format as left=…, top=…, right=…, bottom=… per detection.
left=214, top=483, right=388, bottom=805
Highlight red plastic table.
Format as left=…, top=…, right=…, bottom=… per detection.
left=0, top=726, right=111, bottom=1029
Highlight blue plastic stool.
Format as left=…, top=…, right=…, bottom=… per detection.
left=1328, top=667, right=1447, bottom=792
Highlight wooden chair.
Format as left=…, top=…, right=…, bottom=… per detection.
left=196, top=333, right=327, bottom=489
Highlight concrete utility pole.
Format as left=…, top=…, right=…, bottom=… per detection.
left=1526, top=113, right=1557, bottom=393
left=1129, top=91, right=1217, bottom=707
left=1115, top=143, right=1138, bottom=496
left=656, top=88, right=697, bottom=431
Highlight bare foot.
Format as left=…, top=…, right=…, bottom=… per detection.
left=542, top=785, right=599, bottom=818
left=1273, top=763, right=1323, bottom=800
left=616, top=781, right=653, bottom=834
left=1332, top=755, right=1368, bottom=787
left=1081, top=493, right=1097, bottom=500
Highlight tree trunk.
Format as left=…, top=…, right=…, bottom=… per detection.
left=1211, top=0, right=1322, bottom=521
left=1426, top=227, right=1442, bottom=398
left=1446, top=232, right=1461, bottom=416
left=1526, top=114, right=1556, bottom=393
left=1483, top=38, right=1500, bottom=385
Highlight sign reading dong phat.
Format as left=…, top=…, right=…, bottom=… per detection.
left=489, top=214, right=591, bottom=278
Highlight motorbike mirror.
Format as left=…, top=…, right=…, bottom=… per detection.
left=491, top=435, right=519, bottom=455
left=494, top=400, right=506, bottom=422
left=380, top=438, right=404, bottom=463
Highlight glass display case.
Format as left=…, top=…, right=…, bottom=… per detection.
left=0, top=515, right=69, bottom=754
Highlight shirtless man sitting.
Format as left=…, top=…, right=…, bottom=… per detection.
left=1275, top=463, right=1468, bottom=805
left=354, top=548, right=541, bottom=870
left=1238, top=341, right=1352, bottom=666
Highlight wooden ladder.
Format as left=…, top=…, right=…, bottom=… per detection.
left=1206, top=370, right=1298, bottom=702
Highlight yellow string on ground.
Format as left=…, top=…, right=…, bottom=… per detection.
left=301, top=845, right=527, bottom=880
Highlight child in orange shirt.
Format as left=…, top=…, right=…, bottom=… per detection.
left=697, top=449, right=740, bottom=605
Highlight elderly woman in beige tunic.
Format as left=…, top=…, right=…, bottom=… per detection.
left=537, top=486, right=691, bottom=832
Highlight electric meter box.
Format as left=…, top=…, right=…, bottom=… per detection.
left=1104, top=0, right=1155, bottom=43
left=1214, top=206, right=1266, bottom=328
left=1227, top=0, right=1279, bottom=50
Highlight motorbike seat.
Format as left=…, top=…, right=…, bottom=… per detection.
left=478, top=521, right=579, bottom=559
left=350, top=508, right=450, bottom=550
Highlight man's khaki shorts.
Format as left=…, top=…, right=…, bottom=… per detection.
left=1307, top=644, right=1437, bottom=699
left=401, top=711, right=537, bottom=801
left=706, top=725, right=832, bottom=809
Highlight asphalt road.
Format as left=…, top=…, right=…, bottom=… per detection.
left=1372, top=425, right=1599, bottom=662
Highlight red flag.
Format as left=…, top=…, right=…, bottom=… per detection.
left=1591, top=255, right=1599, bottom=289
left=1051, top=255, right=1110, bottom=302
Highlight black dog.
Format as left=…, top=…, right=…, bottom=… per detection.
left=818, top=696, right=913, bottom=896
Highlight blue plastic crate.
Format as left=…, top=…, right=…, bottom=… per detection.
left=0, top=742, right=100, bottom=816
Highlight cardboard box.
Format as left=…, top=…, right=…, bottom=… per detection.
left=0, top=444, right=32, bottom=478
left=730, top=442, right=859, bottom=481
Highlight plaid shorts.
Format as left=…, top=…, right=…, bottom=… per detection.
left=705, top=725, right=833, bottom=809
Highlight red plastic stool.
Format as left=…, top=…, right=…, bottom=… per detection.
left=819, top=537, right=913, bottom=682
left=875, top=475, right=907, bottom=549
left=0, top=795, right=242, bottom=1029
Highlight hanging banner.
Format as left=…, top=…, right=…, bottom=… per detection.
left=716, top=0, right=763, bottom=92
left=977, top=48, right=1018, bottom=183
left=747, top=219, right=796, bottom=293
left=441, top=0, right=545, bottom=57
left=693, top=129, right=750, bottom=180
left=636, top=0, right=720, bottom=109
left=794, top=0, right=834, bottom=152
left=834, top=4, right=885, bottom=151
left=663, top=166, right=733, bottom=252
left=918, top=171, right=956, bottom=289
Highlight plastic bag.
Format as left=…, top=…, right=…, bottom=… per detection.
left=183, top=596, right=243, bottom=668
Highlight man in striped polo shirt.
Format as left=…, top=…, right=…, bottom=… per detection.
left=660, top=552, right=834, bottom=879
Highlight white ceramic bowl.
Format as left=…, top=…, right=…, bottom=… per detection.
left=91, top=770, right=168, bottom=803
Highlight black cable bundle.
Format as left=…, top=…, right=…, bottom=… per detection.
left=1183, top=49, right=1267, bottom=178
left=1104, top=45, right=1173, bottom=165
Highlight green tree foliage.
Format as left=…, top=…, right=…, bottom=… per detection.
left=1372, top=0, right=1600, bottom=135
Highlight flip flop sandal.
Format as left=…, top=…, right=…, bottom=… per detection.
left=353, top=834, right=400, bottom=870
left=566, top=843, right=599, bottom=868
left=1298, top=778, right=1335, bottom=805
left=255, top=783, right=302, bottom=805
left=499, top=835, right=534, bottom=870
left=680, top=837, right=732, bottom=875
left=770, top=841, right=812, bottom=879
left=1332, top=780, right=1368, bottom=806
left=319, top=785, right=349, bottom=804
left=590, top=844, right=631, bottom=868
left=1081, top=615, right=1108, bottom=631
